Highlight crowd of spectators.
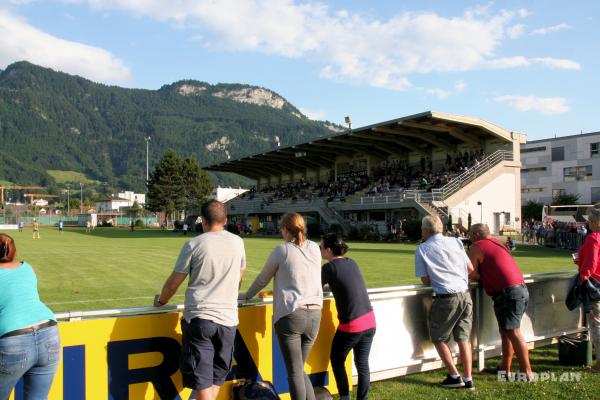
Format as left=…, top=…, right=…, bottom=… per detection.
left=366, top=149, right=485, bottom=196
left=243, top=174, right=372, bottom=204
left=522, top=218, right=588, bottom=250
left=235, top=149, right=487, bottom=206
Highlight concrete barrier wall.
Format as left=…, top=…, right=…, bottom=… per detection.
left=366, top=271, right=582, bottom=381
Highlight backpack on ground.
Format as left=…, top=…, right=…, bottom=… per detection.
left=313, top=386, right=333, bottom=400
left=231, top=380, right=280, bottom=400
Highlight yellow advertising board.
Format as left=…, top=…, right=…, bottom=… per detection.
left=9, top=299, right=349, bottom=399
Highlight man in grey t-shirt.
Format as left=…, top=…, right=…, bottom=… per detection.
left=154, top=200, right=245, bottom=400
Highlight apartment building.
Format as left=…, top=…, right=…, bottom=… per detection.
left=520, top=131, right=600, bottom=205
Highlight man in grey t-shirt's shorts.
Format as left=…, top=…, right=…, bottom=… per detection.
left=154, top=200, right=246, bottom=400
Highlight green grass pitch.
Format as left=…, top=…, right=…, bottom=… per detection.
left=3, top=227, right=575, bottom=312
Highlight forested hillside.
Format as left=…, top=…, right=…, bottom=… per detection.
left=0, top=61, right=339, bottom=191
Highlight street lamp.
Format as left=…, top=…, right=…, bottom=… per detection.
left=477, top=201, right=483, bottom=223
left=79, top=182, right=83, bottom=214
left=144, top=136, right=151, bottom=182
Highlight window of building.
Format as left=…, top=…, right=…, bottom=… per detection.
left=563, top=165, right=593, bottom=182
left=521, top=188, right=545, bottom=193
left=592, top=188, right=600, bottom=203
left=521, top=167, right=547, bottom=173
left=591, top=143, right=600, bottom=158
left=552, top=147, right=565, bottom=161
left=521, top=146, right=547, bottom=154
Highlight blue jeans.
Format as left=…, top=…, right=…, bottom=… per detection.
left=0, top=325, right=60, bottom=400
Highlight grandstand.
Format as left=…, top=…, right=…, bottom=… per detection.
left=205, top=111, right=526, bottom=235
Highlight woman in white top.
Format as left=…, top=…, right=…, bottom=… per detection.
left=240, top=213, right=323, bottom=400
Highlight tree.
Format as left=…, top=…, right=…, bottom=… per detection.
left=68, top=198, right=81, bottom=212
left=552, top=192, right=581, bottom=206
left=467, top=212, right=472, bottom=231
left=180, top=157, right=213, bottom=210
left=446, top=214, right=453, bottom=232
left=522, top=200, right=544, bottom=221
left=146, top=150, right=185, bottom=224
left=146, top=150, right=213, bottom=224
left=126, top=200, right=143, bottom=230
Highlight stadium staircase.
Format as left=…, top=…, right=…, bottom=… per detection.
left=426, top=150, right=514, bottom=228
left=430, top=150, right=514, bottom=202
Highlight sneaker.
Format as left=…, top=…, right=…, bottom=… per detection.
left=440, top=375, right=465, bottom=388
left=463, top=379, right=475, bottom=390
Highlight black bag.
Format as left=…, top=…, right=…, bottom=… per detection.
left=558, top=335, right=592, bottom=366
left=313, top=386, right=333, bottom=400
left=231, top=380, right=280, bottom=400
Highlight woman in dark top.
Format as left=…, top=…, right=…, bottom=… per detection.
left=320, top=233, right=376, bottom=400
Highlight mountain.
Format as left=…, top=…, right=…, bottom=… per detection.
left=0, top=61, right=341, bottom=191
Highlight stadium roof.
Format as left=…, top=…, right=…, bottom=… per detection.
left=204, top=111, right=524, bottom=179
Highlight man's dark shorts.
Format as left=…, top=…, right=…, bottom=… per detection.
left=180, top=317, right=236, bottom=390
left=492, top=284, right=529, bottom=331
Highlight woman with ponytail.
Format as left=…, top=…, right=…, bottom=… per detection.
left=241, top=213, right=322, bottom=400
left=320, top=233, right=375, bottom=400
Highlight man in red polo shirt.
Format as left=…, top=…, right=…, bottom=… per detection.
left=468, top=223, right=533, bottom=381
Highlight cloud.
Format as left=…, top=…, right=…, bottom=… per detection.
left=531, top=23, right=570, bottom=35
left=425, top=88, right=449, bottom=100
left=487, top=56, right=580, bottom=70
left=0, top=8, right=130, bottom=83
left=299, top=107, right=326, bottom=120
left=494, top=95, right=569, bottom=115
left=532, top=57, right=580, bottom=70
left=63, top=1, right=578, bottom=90
left=454, top=80, right=466, bottom=92
left=507, top=24, right=525, bottom=39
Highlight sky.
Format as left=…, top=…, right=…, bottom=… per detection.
left=0, top=0, right=598, bottom=140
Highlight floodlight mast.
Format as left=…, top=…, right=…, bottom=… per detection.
left=144, top=136, right=151, bottom=182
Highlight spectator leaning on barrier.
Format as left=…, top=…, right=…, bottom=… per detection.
left=154, top=200, right=246, bottom=400
left=415, top=215, right=475, bottom=390
left=0, top=233, right=61, bottom=399
left=320, top=233, right=376, bottom=400
left=574, top=207, right=600, bottom=373
left=468, top=224, right=533, bottom=381
left=240, top=212, right=323, bottom=400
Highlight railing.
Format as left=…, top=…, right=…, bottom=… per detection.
left=431, top=150, right=513, bottom=201
left=355, top=190, right=433, bottom=206
left=49, top=270, right=582, bottom=396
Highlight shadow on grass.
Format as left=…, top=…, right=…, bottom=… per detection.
left=349, top=247, right=417, bottom=255
left=66, top=227, right=198, bottom=239
left=513, top=244, right=574, bottom=259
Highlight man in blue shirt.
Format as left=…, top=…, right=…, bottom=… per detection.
left=415, top=215, right=475, bottom=390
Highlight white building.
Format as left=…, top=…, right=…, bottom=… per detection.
left=520, top=131, right=600, bottom=205
left=95, top=196, right=133, bottom=212
left=118, top=191, right=146, bottom=205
